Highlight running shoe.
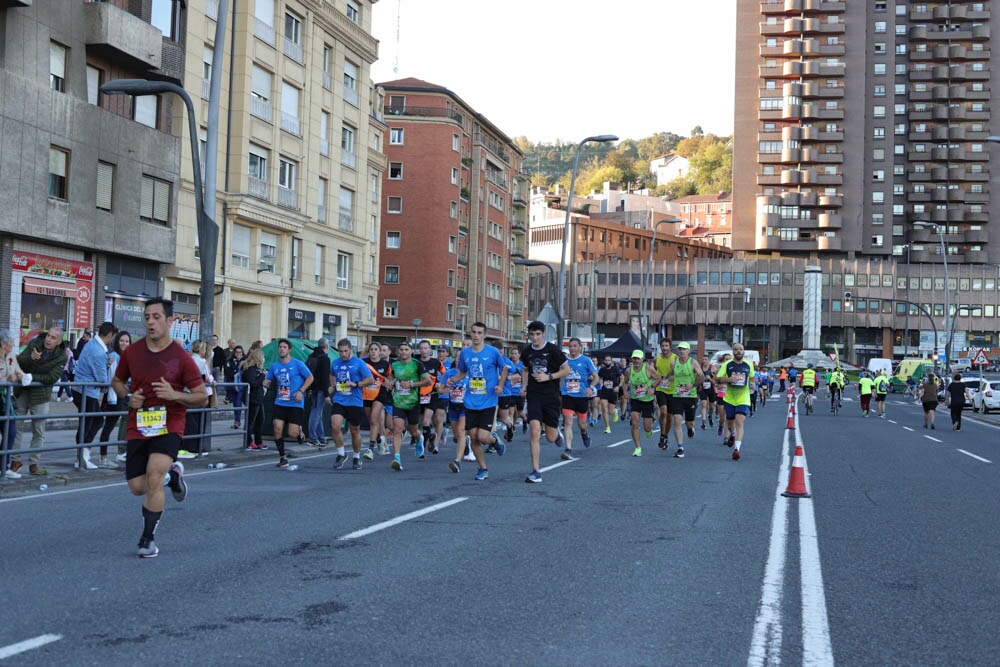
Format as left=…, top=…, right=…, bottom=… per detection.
left=474, top=467, right=489, bottom=481
left=333, top=454, right=347, bottom=470
left=561, top=449, right=575, bottom=461
left=363, top=447, right=375, bottom=461
left=701, top=420, right=706, bottom=430
left=555, top=431, right=565, bottom=449
left=462, top=453, right=477, bottom=462
left=931, top=424, right=935, bottom=430
left=709, top=415, right=714, bottom=426
left=449, top=460, right=461, bottom=473
left=525, top=471, right=543, bottom=483
left=167, top=462, right=187, bottom=502
left=658, top=435, right=668, bottom=451
left=136, top=537, right=158, bottom=559
left=727, top=434, right=736, bottom=448
left=645, top=430, right=653, bottom=439
left=391, top=457, right=402, bottom=471
left=485, top=444, right=498, bottom=454
left=277, top=457, right=289, bottom=469
left=257, top=442, right=268, bottom=450
left=612, top=412, right=619, bottom=423
left=415, top=436, right=425, bottom=459
left=604, top=426, right=611, bottom=434
left=582, top=432, right=592, bottom=448
left=687, top=426, right=695, bottom=438
left=492, top=434, right=505, bottom=457
left=522, top=420, right=528, bottom=433
left=717, top=423, right=723, bottom=436
left=674, top=447, right=685, bottom=459
left=732, top=449, right=741, bottom=461
left=632, top=446, right=642, bottom=457
left=505, top=424, right=514, bottom=442
left=352, top=457, right=362, bottom=470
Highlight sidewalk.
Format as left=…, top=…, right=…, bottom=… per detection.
left=0, top=398, right=335, bottom=497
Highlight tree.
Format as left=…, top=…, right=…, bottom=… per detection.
left=637, top=132, right=683, bottom=161
left=663, top=175, right=697, bottom=200
left=688, top=137, right=733, bottom=194
left=674, top=135, right=705, bottom=158
left=690, top=125, right=704, bottom=137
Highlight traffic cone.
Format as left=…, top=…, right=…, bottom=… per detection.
left=786, top=411, right=796, bottom=429
left=789, top=401, right=796, bottom=415
left=782, top=444, right=811, bottom=498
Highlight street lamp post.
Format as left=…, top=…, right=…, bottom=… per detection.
left=456, top=304, right=469, bottom=340
left=914, top=221, right=949, bottom=367
left=655, top=289, right=750, bottom=345
left=411, top=318, right=422, bottom=344
left=591, top=253, right=619, bottom=352
left=101, top=79, right=219, bottom=343
left=514, top=257, right=561, bottom=345
left=903, top=243, right=911, bottom=358
left=557, top=134, right=618, bottom=342
left=642, top=218, right=682, bottom=353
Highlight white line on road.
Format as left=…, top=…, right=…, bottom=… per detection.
left=799, top=498, right=834, bottom=666
left=338, top=497, right=468, bottom=540
left=0, top=634, right=62, bottom=659
left=540, top=458, right=580, bottom=473
left=925, top=436, right=942, bottom=443
left=957, top=449, right=992, bottom=464
left=903, top=426, right=914, bottom=432
left=888, top=420, right=897, bottom=424
left=607, top=438, right=633, bottom=449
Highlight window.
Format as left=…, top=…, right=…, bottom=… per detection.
left=874, top=20, right=886, bottom=32
left=291, top=238, right=301, bottom=281
left=140, top=175, right=170, bottom=225
left=48, top=146, right=69, bottom=199
left=874, top=84, right=885, bottom=97
left=86, top=65, right=101, bottom=105
left=370, top=174, right=379, bottom=203
left=283, top=12, right=303, bottom=62
left=873, top=105, right=886, bottom=118
left=343, top=60, right=359, bottom=106
left=320, top=112, right=330, bottom=156
left=447, top=270, right=455, bottom=288
left=280, top=82, right=300, bottom=135
left=259, top=232, right=277, bottom=273
left=47, top=41, right=67, bottom=92
left=314, top=245, right=325, bottom=285
left=346, top=0, right=360, bottom=23
left=386, top=231, right=401, bottom=249
left=450, top=201, right=457, bottom=219
left=383, top=299, right=398, bottom=318
left=151, top=0, right=180, bottom=40
left=874, top=63, right=886, bottom=75
left=873, top=213, right=884, bottom=225
left=368, top=255, right=376, bottom=283
left=873, top=192, right=885, bottom=204
left=253, top=0, right=275, bottom=44
left=201, top=46, right=213, bottom=99
left=317, top=177, right=327, bottom=223
left=387, top=196, right=402, bottom=214
left=874, top=42, right=886, bottom=55
left=873, top=170, right=885, bottom=182
left=873, top=127, right=885, bottom=139
left=384, top=266, right=399, bottom=284
left=322, top=45, right=333, bottom=89
left=341, top=124, right=356, bottom=168
left=449, top=236, right=456, bottom=253
left=452, top=133, right=460, bottom=151
left=96, top=162, right=114, bottom=212
left=231, top=224, right=251, bottom=268
left=337, top=252, right=351, bottom=290
left=134, top=95, right=157, bottom=128
left=248, top=145, right=268, bottom=199
left=871, top=235, right=884, bottom=247
left=451, top=167, right=458, bottom=185
left=339, top=187, right=354, bottom=231
left=389, top=128, right=404, bottom=145
left=251, top=66, right=272, bottom=121
left=873, top=148, right=885, bottom=160
left=277, top=158, right=297, bottom=208
left=389, top=162, right=402, bottom=179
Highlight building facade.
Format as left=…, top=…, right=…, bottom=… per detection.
left=673, top=192, right=734, bottom=247
left=375, top=77, right=528, bottom=347
left=0, top=0, right=185, bottom=345
left=163, top=0, right=384, bottom=347
left=734, top=0, right=1000, bottom=265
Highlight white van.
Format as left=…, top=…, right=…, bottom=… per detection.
left=710, top=349, right=761, bottom=368
left=867, top=358, right=893, bottom=377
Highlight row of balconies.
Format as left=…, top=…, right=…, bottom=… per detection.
left=908, top=208, right=989, bottom=224
left=759, top=235, right=843, bottom=252
left=909, top=24, right=991, bottom=42
left=759, top=17, right=845, bottom=36
left=908, top=227, right=990, bottom=245
left=82, top=0, right=162, bottom=71
left=907, top=125, right=990, bottom=142
left=909, top=64, right=990, bottom=82
left=905, top=189, right=990, bottom=205
left=906, top=147, right=989, bottom=163
left=760, top=0, right=845, bottom=15
left=774, top=148, right=843, bottom=164
left=757, top=126, right=843, bottom=143
left=766, top=169, right=843, bottom=186
left=766, top=82, right=845, bottom=99
left=910, top=4, right=990, bottom=23
left=760, top=103, right=844, bottom=121
left=760, top=212, right=843, bottom=230
left=756, top=193, right=842, bottom=208
left=909, top=44, right=990, bottom=61
left=908, top=167, right=989, bottom=183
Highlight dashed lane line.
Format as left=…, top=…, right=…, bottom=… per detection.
left=925, top=436, right=942, bottom=443
left=338, top=497, right=468, bottom=540
left=957, top=449, right=992, bottom=464
left=0, top=634, right=62, bottom=660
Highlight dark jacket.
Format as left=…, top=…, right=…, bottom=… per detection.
left=224, top=355, right=242, bottom=383
left=243, top=365, right=266, bottom=404
left=307, top=349, right=332, bottom=394
left=15, top=335, right=69, bottom=405
left=211, top=345, right=227, bottom=371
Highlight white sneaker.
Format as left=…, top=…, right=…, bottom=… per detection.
left=80, top=448, right=98, bottom=470
left=4, top=468, right=21, bottom=479
left=115, top=453, right=127, bottom=463
left=98, top=459, right=118, bottom=469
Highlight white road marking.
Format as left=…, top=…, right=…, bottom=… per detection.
left=0, top=634, right=62, bottom=659
left=903, top=426, right=914, bottom=432
left=799, top=498, right=834, bottom=666
left=888, top=420, right=897, bottom=424
left=607, top=438, right=633, bottom=449
left=540, top=458, right=579, bottom=473
left=957, top=449, right=992, bottom=464
left=338, top=497, right=467, bottom=540
left=925, top=436, right=942, bottom=443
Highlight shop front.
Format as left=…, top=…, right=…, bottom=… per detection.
left=288, top=308, right=315, bottom=340
left=11, top=250, right=94, bottom=346
left=322, top=314, right=342, bottom=342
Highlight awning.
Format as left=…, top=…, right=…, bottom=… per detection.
left=23, top=277, right=76, bottom=297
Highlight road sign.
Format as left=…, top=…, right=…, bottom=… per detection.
left=972, top=349, right=990, bottom=366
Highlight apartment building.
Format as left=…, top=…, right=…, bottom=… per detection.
left=375, top=78, right=528, bottom=347
left=0, top=0, right=185, bottom=344
left=734, top=0, right=1000, bottom=266
left=165, top=0, right=385, bottom=346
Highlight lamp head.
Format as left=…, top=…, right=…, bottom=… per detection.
left=584, top=134, right=618, bottom=144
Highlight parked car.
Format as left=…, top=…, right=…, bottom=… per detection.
left=972, top=378, right=1000, bottom=414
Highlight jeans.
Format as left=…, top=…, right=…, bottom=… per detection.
left=1, top=396, right=16, bottom=474
left=307, top=390, right=326, bottom=442
left=13, top=393, right=48, bottom=465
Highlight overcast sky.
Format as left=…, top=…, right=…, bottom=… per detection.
left=370, top=0, right=737, bottom=144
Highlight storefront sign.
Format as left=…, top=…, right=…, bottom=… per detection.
left=14, top=251, right=95, bottom=329
left=322, top=314, right=342, bottom=327
left=13, top=251, right=94, bottom=281
left=288, top=309, right=315, bottom=323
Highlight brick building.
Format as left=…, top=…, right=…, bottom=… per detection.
left=672, top=192, right=733, bottom=247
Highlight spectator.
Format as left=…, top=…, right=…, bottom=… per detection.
left=241, top=348, right=266, bottom=449
left=210, top=334, right=227, bottom=385
left=56, top=346, right=75, bottom=402
left=98, top=330, right=131, bottom=467
left=9, top=327, right=67, bottom=476
left=305, top=338, right=332, bottom=446
left=182, top=340, right=212, bottom=456
left=73, top=328, right=92, bottom=361
left=72, top=321, right=118, bottom=470
left=225, top=345, right=246, bottom=428
left=1, top=329, right=24, bottom=478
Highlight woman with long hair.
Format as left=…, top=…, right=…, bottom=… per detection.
left=241, top=348, right=267, bottom=449
left=97, top=330, right=131, bottom=467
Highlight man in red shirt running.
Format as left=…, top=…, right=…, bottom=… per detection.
left=112, top=297, right=207, bottom=558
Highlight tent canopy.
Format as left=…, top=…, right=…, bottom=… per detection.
left=591, top=329, right=644, bottom=358
left=765, top=349, right=863, bottom=371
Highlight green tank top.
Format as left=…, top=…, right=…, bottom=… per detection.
left=673, top=358, right=698, bottom=398
left=629, top=364, right=655, bottom=402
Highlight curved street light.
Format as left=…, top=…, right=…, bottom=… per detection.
left=514, top=257, right=561, bottom=345
left=642, top=218, right=683, bottom=353
left=913, top=221, right=949, bottom=367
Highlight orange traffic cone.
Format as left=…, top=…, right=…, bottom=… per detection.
left=782, top=444, right=811, bottom=498
left=789, top=401, right=796, bottom=415
left=786, top=412, right=796, bottom=429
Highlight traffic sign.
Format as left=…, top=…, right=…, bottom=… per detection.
left=972, top=349, right=990, bottom=366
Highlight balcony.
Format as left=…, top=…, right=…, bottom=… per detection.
left=250, top=96, right=272, bottom=122
left=277, top=186, right=298, bottom=210
left=817, top=213, right=842, bottom=229
left=816, top=235, right=842, bottom=251
left=382, top=105, right=463, bottom=124
left=513, top=194, right=527, bottom=207
left=82, top=0, right=162, bottom=71
left=283, top=38, right=303, bottom=63
left=247, top=176, right=269, bottom=201
left=317, top=204, right=326, bottom=224
left=253, top=17, right=275, bottom=46
left=511, top=222, right=526, bottom=234
left=344, top=86, right=358, bottom=107
left=965, top=229, right=989, bottom=243
left=280, top=112, right=300, bottom=136
left=339, top=207, right=354, bottom=233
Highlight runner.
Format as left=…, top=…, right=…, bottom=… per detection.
left=111, top=297, right=206, bottom=558
left=389, top=342, right=431, bottom=470
left=380, top=343, right=396, bottom=448
left=654, top=339, right=676, bottom=451
left=714, top=353, right=731, bottom=437
left=417, top=340, right=446, bottom=455
left=874, top=369, right=890, bottom=418
left=498, top=347, right=524, bottom=442
left=362, top=342, right=392, bottom=458
left=597, top=354, right=623, bottom=434
left=520, top=320, right=570, bottom=483
left=919, top=370, right=940, bottom=429
left=664, top=341, right=705, bottom=458
left=717, top=344, right=754, bottom=460
left=446, top=322, right=508, bottom=480
left=857, top=371, right=875, bottom=417
left=946, top=372, right=968, bottom=431
left=329, top=338, right=374, bottom=470
left=263, top=339, right=313, bottom=469
left=625, top=350, right=660, bottom=457
left=438, top=362, right=469, bottom=471
left=559, top=337, right=599, bottom=459
left=616, top=358, right=629, bottom=423
left=698, top=353, right=715, bottom=430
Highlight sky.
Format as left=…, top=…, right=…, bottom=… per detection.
left=370, top=0, right=737, bottom=144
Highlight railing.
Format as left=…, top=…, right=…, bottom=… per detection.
left=250, top=96, right=272, bottom=122
left=277, top=186, right=298, bottom=210
left=201, top=78, right=211, bottom=100
left=339, top=208, right=353, bottom=232
left=473, top=130, right=510, bottom=163
left=0, top=381, right=249, bottom=478
left=322, top=71, right=332, bottom=90
left=317, top=204, right=326, bottom=224
left=283, top=38, right=303, bottom=63
left=382, top=105, right=463, bottom=123
left=320, top=138, right=329, bottom=156
left=340, top=150, right=356, bottom=169
left=248, top=176, right=269, bottom=201
left=280, top=112, right=300, bottom=136
left=486, top=171, right=508, bottom=189
left=253, top=18, right=275, bottom=46
left=344, top=86, right=358, bottom=106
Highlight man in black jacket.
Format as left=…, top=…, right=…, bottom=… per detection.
left=305, top=338, right=332, bottom=446
left=10, top=327, right=68, bottom=476
left=210, top=334, right=227, bottom=385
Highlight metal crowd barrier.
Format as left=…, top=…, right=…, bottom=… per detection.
left=0, top=381, right=248, bottom=478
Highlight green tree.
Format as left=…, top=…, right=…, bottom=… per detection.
left=688, top=138, right=733, bottom=194
left=664, top=175, right=697, bottom=200
left=637, top=132, right=683, bottom=161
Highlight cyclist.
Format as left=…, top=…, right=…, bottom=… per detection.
left=874, top=370, right=890, bottom=418
left=828, top=367, right=845, bottom=412
left=858, top=371, right=875, bottom=417
left=800, top=363, right=817, bottom=414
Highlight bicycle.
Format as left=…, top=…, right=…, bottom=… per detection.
left=830, top=386, right=842, bottom=415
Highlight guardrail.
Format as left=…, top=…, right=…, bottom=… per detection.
left=0, top=380, right=247, bottom=478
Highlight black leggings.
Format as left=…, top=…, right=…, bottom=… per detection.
left=950, top=403, right=963, bottom=428
left=246, top=400, right=264, bottom=446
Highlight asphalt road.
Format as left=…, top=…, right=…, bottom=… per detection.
left=2, top=390, right=998, bottom=665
